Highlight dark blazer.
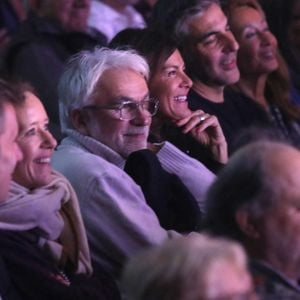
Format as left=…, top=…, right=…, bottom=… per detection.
left=0, top=230, right=120, bottom=300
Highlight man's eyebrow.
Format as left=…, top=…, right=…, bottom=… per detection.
left=195, top=30, right=218, bottom=42
left=112, top=93, right=150, bottom=103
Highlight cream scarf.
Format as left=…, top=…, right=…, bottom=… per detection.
left=0, top=170, right=92, bottom=275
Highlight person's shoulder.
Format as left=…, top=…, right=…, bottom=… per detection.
left=224, top=88, right=249, bottom=102
left=53, top=143, right=112, bottom=170
left=251, top=261, right=300, bottom=300
left=52, top=138, right=128, bottom=186
left=187, top=89, right=216, bottom=112
left=224, top=88, right=258, bottom=107
left=224, top=88, right=269, bottom=115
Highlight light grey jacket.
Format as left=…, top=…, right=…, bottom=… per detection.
left=52, top=129, right=215, bottom=276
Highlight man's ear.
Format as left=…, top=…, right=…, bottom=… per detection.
left=235, top=209, right=260, bottom=239
left=70, top=109, right=89, bottom=135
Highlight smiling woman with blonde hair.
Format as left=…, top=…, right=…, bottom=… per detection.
left=0, top=81, right=120, bottom=299
left=121, top=234, right=256, bottom=300
left=224, top=0, right=300, bottom=147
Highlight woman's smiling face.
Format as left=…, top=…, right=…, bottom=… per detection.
left=149, top=49, right=193, bottom=120
left=13, top=92, right=57, bottom=189
left=229, top=6, right=278, bottom=76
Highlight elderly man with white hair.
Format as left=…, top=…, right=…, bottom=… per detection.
left=52, top=47, right=215, bottom=277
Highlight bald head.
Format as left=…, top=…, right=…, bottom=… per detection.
left=204, top=141, right=300, bottom=280
left=204, top=141, right=300, bottom=240
left=266, top=143, right=300, bottom=196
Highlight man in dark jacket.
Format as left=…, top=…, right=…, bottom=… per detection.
left=150, top=0, right=270, bottom=154
left=204, top=140, right=300, bottom=299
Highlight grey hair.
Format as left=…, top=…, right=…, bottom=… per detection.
left=174, top=0, right=220, bottom=44
left=58, top=47, right=149, bottom=132
left=121, top=234, right=248, bottom=300
left=203, top=140, right=295, bottom=241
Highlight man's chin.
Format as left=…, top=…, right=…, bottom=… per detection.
left=225, top=70, right=240, bottom=85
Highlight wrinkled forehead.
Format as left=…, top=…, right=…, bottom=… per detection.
left=91, top=68, right=149, bottom=105
left=228, top=5, right=265, bottom=35
left=229, top=3, right=264, bottom=21
left=268, top=147, right=300, bottom=199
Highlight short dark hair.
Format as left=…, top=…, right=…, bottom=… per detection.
left=110, top=28, right=178, bottom=82
left=150, top=0, right=220, bottom=80
left=109, top=28, right=146, bottom=50
left=134, top=29, right=178, bottom=80
left=150, top=0, right=220, bottom=44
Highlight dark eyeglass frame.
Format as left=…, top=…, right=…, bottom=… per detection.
left=81, top=98, right=159, bottom=121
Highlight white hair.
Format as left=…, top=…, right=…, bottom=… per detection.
left=58, top=47, right=150, bottom=132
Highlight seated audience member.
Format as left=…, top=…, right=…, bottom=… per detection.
left=0, top=79, right=23, bottom=300
left=259, top=0, right=300, bottom=105
left=149, top=0, right=271, bottom=154
left=0, top=80, right=120, bottom=300
left=114, top=29, right=228, bottom=172
left=122, top=234, right=257, bottom=300
left=8, top=83, right=91, bottom=275
left=224, top=0, right=300, bottom=147
left=203, top=140, right=300, bottom=299
left=88, top=0, right=145, bottom=42
left=1, top=0, right=106, bottom=140
left=52, top=47, right=215, bottom=277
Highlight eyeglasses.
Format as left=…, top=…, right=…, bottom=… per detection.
left=81, top=98, right=159, bottom=121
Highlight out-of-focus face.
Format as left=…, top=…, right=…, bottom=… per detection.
left=288, top=1, right=300, bottom=54
left=149, top=49, right=192, bottom=120
left=51, top=0, right=90, bottom=32
left=0, top=103, right=23, bottom=202
left=80, top=68, right=151, bottom=158
left=13, top=92, right=57, bottom=189
left=186, top=3, right=240, bottom=87
left=256, top=147, right=300, bottom=280
left=229, top=6, right=278, bottom=76
left=206, top=261, right=256, bottom=300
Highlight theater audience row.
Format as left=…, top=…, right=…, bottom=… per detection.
left=0, top=0, right=300, bottom=299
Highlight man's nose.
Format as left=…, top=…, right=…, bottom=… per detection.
left=131, top=106, right=152, bottom=126
left=223, top=31, right=239, bottom=53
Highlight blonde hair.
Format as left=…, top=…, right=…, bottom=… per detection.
left=225, top=0, right=300, bottom=120
left=121, top=234, right=248, bottom=300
